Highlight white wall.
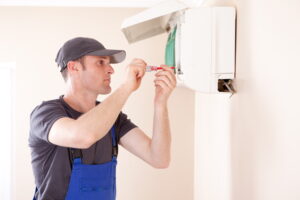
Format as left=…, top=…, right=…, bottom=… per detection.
left=0, top=63, right=15, bottom=200
left=232, top=0, right=300, bottom=199
left=194, top=0, right=300, bottom=200
left=195, top=93, right=232, bottom=200
left=0, top=7, right=194, bottom=200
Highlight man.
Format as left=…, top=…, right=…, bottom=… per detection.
left=29, top=37, right=176, bottom=200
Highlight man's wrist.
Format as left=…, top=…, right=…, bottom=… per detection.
left=119, top=84, right=133, bottom=96
left=154, top=101, right=168, bottom=110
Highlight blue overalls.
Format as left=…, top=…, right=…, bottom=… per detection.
left=33, top=126, right=118, bottom=200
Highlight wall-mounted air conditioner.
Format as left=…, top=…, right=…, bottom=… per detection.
left=121, top=0, right=236, bottom=94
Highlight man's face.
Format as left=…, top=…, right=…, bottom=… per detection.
left=77, top=55, right=114, bottom=95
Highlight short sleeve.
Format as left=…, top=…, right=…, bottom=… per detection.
left=29, top=101, right=68, bottom=146
left=116, top=112, right=138, bottom=139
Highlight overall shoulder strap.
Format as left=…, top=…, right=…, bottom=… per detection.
left=68, top=125, right=118, bottom=164
left=111, top=125, right=118, bottom=157
left=68, top=148, right=82, bottom=166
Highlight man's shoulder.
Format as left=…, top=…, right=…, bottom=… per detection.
left=40, top=98, right=61, bottom=106
left=30, top=97, right=64, bottom=117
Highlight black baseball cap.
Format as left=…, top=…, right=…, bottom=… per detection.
left=55, top=37, right=126, bottom=72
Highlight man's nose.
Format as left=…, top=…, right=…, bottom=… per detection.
left=107, top=64, right=114, bottom=74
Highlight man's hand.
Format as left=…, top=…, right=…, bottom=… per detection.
left=154, top=65, right=177, bottom=105
left=123, top=58, right=147, bottom=93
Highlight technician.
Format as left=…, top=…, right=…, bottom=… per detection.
left=29, top=37, right=176, bottom=200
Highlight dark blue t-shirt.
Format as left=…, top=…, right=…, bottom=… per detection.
left=29, top=95, right=137, bottom=200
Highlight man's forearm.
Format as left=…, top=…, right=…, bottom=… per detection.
left=150, top=103, right=171, bottom=168
left=76, top=84, right=132, bottom=143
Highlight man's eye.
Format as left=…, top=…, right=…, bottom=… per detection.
left=98, top=60, right=104, bottom=65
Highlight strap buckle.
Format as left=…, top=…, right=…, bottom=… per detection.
left=112, top=146, right=118, bottom=157
left=69, top=148, right=83, bottom=161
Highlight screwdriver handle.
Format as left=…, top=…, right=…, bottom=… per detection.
left=146, top=66, right=175, bottom=72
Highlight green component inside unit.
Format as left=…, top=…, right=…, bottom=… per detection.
left=165, top=26, right=177, bottom=73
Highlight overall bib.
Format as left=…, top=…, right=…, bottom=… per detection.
left=33, top=126, right=118, bottom=200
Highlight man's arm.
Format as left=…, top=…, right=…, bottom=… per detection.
left=48, top=59, right=147, bottom=149
left=120, top=65, right=176, bottom=168
left=120, top=105, right=171, bottom=168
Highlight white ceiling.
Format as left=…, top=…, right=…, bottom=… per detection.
left=0, top=0, right=164, bottom=7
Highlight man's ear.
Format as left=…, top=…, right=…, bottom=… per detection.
left=66, top=61, right=78, bottom=72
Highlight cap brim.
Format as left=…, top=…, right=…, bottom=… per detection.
left=86, top=49, right=126, bottom=64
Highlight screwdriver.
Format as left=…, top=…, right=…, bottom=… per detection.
left=146, top=65, right=176, bottom=72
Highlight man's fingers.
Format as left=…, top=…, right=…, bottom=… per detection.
left=135, top=58, right=147, bottom=64
left=131, top=58, right=147, bottom=67
left=128, top=58, right=147, bottom=78
left=154, top=80, right=168, bottom=90
left=137, top=67, right=145, bottom=78
left=155, top=71, right=176, bottom=87
left=154, top=76, right=172, bottom=88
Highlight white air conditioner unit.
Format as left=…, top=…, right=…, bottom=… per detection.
left=121, top=0, right=236, bottom=94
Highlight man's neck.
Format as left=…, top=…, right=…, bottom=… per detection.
left=63, top=91, right=98, bottom=113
